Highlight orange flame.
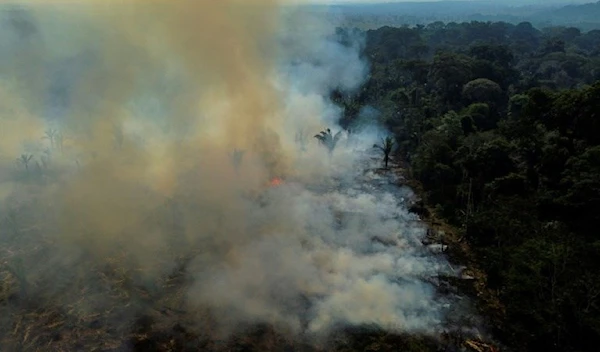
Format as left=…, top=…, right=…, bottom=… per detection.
left=269, top=177, right=283, bottom=187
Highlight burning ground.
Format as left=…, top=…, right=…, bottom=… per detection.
left=0, top=1, right=480, bottom=350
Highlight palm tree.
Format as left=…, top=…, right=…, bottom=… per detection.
left=373, top=136, right=395, bottom=168
left=43, top=128, right=64, bottom=151
left=17, top=154, right=33, bottom=172
left=314, top=128, right=343, bottom=154
left=43, top=129, right=58, bottom=148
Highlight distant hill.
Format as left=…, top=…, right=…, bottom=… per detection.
left=471, top=1, right=600, bottom=30
left=309, top=1, right=600, bottom=31
left=532, top=1, right=600, bottom=23
left=327, top=1, right=511, bottom=17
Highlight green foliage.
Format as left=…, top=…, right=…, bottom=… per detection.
left=462, top=103, right=492, bottom=131
left=428, top=52, right=474, bottom=106
left=462, top=78, right=503, bottom=107
left=343, top=20, right=600, bottom=352
left=507, top=94, right=529, bottom=119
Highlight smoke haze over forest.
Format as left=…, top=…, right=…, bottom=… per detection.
left=0, top=1, right=470, bottom=350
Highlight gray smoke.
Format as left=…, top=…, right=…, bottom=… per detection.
left=0, top=1, right=456, bottom=349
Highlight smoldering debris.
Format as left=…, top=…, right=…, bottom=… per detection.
left=0, top=1, right=475, bottom=350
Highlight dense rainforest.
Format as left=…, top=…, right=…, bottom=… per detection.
left=333, top=20, right=600, bottom=352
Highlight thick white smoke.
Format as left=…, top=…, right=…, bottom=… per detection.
left=187, top=163, right=447, bottom=336
left=0, top=1, right=455, bottom=349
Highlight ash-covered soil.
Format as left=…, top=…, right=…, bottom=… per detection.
left=0, top=149, right=486, bottom=352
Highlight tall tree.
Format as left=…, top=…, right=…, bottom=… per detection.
left=373, top=136, right=395, bottom=168
left=43, top=129, right=58, bottom=148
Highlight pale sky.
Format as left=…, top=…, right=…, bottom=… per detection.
left=316, top=0, right=454, bottom=3
left=313, top=0, right=592, bottom=3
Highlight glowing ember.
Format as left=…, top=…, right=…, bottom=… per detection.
left=269, top=177, right=283, bottom=187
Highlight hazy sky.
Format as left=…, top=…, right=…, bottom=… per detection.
left=315, top=0, right=593, bottom=3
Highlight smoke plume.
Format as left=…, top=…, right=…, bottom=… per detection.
left=0, top=0, right=453, bottom=349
